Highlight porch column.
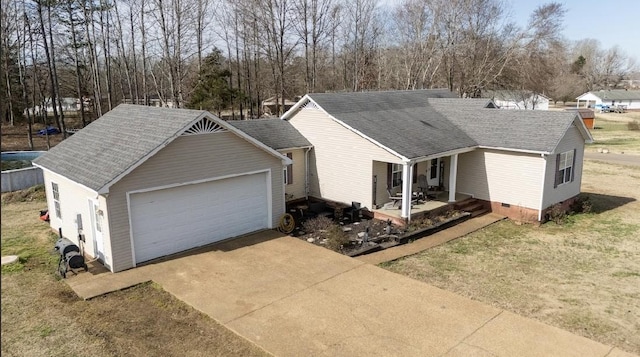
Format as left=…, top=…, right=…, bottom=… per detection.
left=401, top=162, right=413, bottom=220
left=448, top=154, right=458, bottom=202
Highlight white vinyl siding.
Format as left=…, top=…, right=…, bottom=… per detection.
left=542, top=125, right=585, bottom=209
left=280, top=148, right=307, bottom=201
left=42, top=170, right=110, bottom=269
left=457, top=149, right=544, bottom=209
left=108, top=132, right=284, bottom=272
left=288, top=107, right=401, bottom=210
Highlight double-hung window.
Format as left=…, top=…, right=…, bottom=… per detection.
left=52, top=182, right=62, bottom=219
left=391, top=164, right=402, bottom=188
left=555, top=150, right=575, bottom=186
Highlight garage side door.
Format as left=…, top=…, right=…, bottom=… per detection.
left=129, top=172, right=269, bottom=264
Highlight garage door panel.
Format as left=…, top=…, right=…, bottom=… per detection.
left=130, top=173, right=269, bottom=263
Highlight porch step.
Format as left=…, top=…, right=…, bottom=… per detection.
left=455, top=198, right=489, bottom=218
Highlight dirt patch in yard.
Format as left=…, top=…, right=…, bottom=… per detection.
left=1, top=198, right=268, bottom=357
left=382, top=160, right=640, bottom=354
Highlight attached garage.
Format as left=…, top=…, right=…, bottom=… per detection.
left=34, top=105, right=290, bottom=272
left=129, top=172, right=270, bottom=263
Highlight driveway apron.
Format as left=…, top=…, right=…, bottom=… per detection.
left=69, top=230, right=630, bottom=357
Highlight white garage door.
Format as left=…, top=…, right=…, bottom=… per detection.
left=129, top=172, right=269, bottom=264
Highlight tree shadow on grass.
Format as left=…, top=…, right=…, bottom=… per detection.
left=582, top=192, right=636, bottom=214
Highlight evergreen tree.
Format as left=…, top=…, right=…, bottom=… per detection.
left=187, top=49, right=242, bottom=115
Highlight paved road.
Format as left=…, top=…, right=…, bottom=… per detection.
left=584, top=152, right=640, bottom=167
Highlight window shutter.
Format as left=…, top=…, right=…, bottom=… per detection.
left=554, top=153, right=561, bottom=188
left=570, top=149, right=576, bottom=182
left=387, top=163, right=392, bottom=189
left=286, top=153, right=293, bottom=185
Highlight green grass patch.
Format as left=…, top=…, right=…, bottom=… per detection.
left=611, top=271, right=640, bottom=278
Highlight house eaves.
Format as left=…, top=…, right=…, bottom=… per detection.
left=97, top=112, right=292, bottom=194
left=283, top=95, right=410, bottom=162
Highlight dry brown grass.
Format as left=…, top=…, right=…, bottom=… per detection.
left=1, top=196, right=269, bottom=357
left=382, top=160, right=640, bottom=354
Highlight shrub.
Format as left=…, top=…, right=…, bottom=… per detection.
left=324, top=226, right=350, bottom=252
left=571, top=195, right=593, bottom=214
left=302, top=216, right=334, bottom=233
left=546, top=203, right=567, bottom=225
left=627, top=120, right=640, bottom=131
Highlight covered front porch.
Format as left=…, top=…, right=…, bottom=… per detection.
left=371, top=192, right=472, bottom=226
left=374, top=148, right=474, bottom=223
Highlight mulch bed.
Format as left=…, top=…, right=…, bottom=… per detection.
left=290, top=209, right=469, bottom=257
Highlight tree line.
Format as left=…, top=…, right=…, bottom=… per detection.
left=1, top=0, right=636, bottom=147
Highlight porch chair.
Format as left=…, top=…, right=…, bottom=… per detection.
left=387, top=188, right=403, bottom=208
left=417, top=174, right=428, bottom=196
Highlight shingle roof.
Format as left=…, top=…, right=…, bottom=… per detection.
left=227, top=119, right=311, bottom=150
left=586, top=90, right=640, bottom=100
left=428, top=99, right=580, bottom=153
left=291, top=90, right=585, bottom=158
left=305, top=91, right=492, bottom=158
left=34, top=104, right=212, bottom=192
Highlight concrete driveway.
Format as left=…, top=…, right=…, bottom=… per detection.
left=68, top=230, right=633, bottom=357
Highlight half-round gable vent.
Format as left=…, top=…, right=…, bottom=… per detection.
left=182, top=118, right=227, bottom=136
left=300, top=101, right=319, bottom=110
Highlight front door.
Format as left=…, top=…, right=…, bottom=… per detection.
left=89, top=199, right=105, bottom=261
left=427, top=158, right=441, bottom=187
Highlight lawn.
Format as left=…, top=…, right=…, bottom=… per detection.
left=382, top=160, right=640, bottom=354
left=1, top=187, right=268, bottom=357
left=587, top=112, right=640, bottom=155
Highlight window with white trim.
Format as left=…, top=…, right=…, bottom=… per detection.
left=391, top=164, right=402, bottom=187
left=52, top=182, right=61, bottom=219
left=284, top=152, right=293, bottom=185
left=556, top=150, right=574, bottom=186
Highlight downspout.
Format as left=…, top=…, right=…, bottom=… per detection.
left=304, top=147, right=311, bottom=200
left=538, top=153, right=547, bottom=222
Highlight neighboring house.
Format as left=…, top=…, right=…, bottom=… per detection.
left=576, top=90, right=640, bottom=110
left=33, top=104, right=291, bottom=273
left=227, top=119, right=313, bottom=202
left=261, top=96, right=299, bottom=117
left=482, top=90, right=550, bottom=110
left=282, top=90, right=593, bottom=224
left=121, top=95, right=175, bottom=108
left=25, top=97, right=88, bottom=116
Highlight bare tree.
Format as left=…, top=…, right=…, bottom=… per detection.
left=292, top=0, right=335, bottom=92
left=62, top=0, right=88, bottom=127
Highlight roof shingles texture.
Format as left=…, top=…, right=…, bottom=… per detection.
left=227, top=119, right=311, bottom=150
left=307, top=91, right=481, bottom=159
left=305, top=91, right=578, bottom=157
left=33, top=104, right=207, bottom=192
left=428, top=99, right=577, bottom=153
left=308, top=91, right=556, bottom=158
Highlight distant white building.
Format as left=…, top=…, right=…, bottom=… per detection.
left=576, top=90, right=640, bottom=110
left=25, top=97, right=88, bottom=116
left=121, top=95, right=175, bottom=108
left=482, top=90, right=549, bottom=110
